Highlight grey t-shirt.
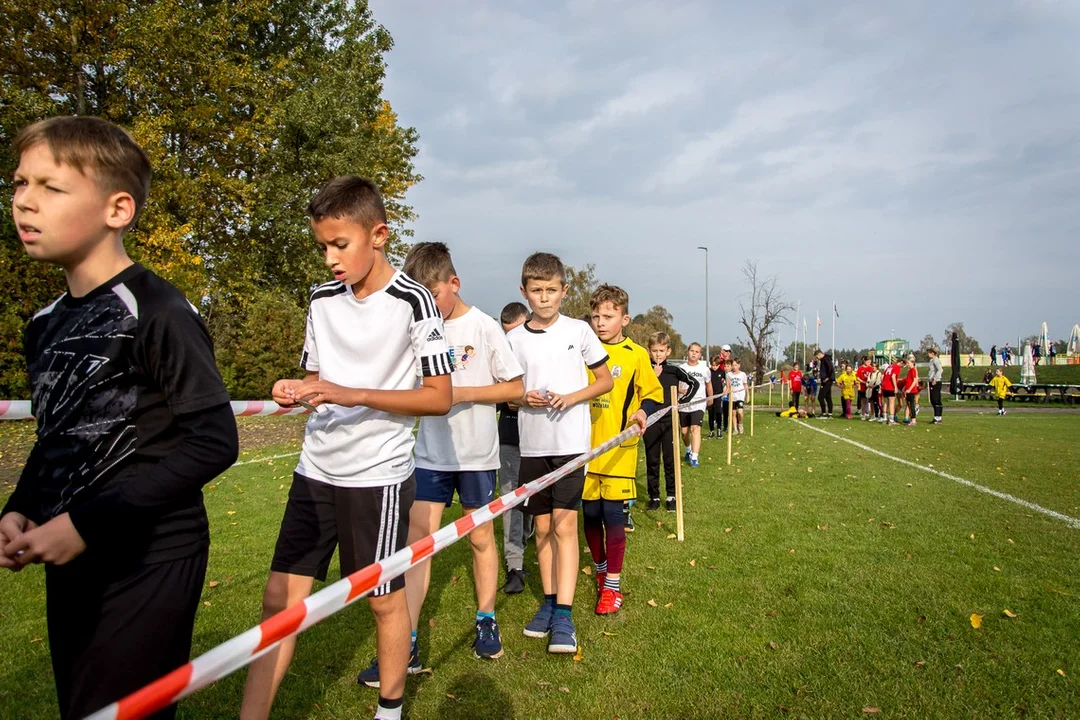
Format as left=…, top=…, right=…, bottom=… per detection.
left=928, top=356, right=943, bottom=383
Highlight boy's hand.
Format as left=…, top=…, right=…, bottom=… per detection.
left=294, top=380, right=362, bottom=408
left=5, top=513, right=85, bottom=567
left=627, top=409, right=648, bottom=434
left=524, top=389, right=551, bottom=408
left=272, top=379, right=306, bottom=407
left=547, top=391, right=575, bottom=411
left=452, top=386, right=473, bottom=405
left=0, top=512, right=37, bottom=571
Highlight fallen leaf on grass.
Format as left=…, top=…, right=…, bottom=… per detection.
left=993, top=566, right=1001, bottom=572
left=817, top=523, right=829, bottom=531
left=970, top=533, right=975, bottom=540
left=689, top=559, right=696, bottom=567
left=573, top=648, right=584, bottom=661
left=226, top=510, right=236, bottom=516
left=451, top=576, right=459, bottom=584
left=446, top=694, right=458, bottom=701
left=646, top=566, right=657, bottom=570
left=537, top=681, right=550, bottom=688
left=666, top=533, right=677, bottom=539
left=766, top=610, right=779, bottom=617
left=725, top=527, right=732, bottom=533
left=768, top=641, right=779, bottom=650
left=581, top=566, right=593, bottom=576
left=647, top=599, right=658, bottom=607
left=1003, top=609, right=1017, bottom=618
left=203, top=601, right=211, bottom=607
left=862, top=707, right=881, bottom=715
left=664, top=602, right=674, bottom=608
left=208, top=580, right=219, bottom=588
left=914, top=661, right=926, bottom=668
left=789, top=548, right=796, bottom=554
left=30, top=637, right=42, bottom=643
left=601, top=631, right=617, bottom=637
left=1007, top=538, right=1014, bottom=544
left=906, top=483, right=912, bottom=487
left=656, top=521, right=663, bottom=528
left=558, top=686, right=570, bottom=694
left=429, top=618, right=437, bottom=628
left=807, top=467, right=813, bottom=473
left=1058, top=669, right=1067, bottom=677
left=918, top=615, right=926, bottom=624
left=881, top=521, right=896, bottom=529
left=970, top=613, right=983, bottom=629
left=413, top=667, right=433, bottom=676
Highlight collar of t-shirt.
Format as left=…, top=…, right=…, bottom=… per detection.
left=60, top=263, right=145, bottom=309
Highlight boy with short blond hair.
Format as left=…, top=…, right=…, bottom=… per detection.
left=356, top=242, right=523, bottom=681
left=241, top=177, right=453, bottom=720
left=725, top=358, right=749, bottom=434
left=1, top=116, right=239, bottom=719
left=679, top=342, right=712, bottom=466
left=507, top=252, right=613, bottom=654
left=584, top=285, right=663, bottom=614
left=645, top=333, right=699, bottom=511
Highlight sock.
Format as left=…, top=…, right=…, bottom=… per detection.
left=604, top=573, right=621, bottom=592
left=476, top=610, right=494, bottom=622
left=554, top=603, right=572, bottom=618
left=595, top=560, right=608, bottom=575
left=375, top=696, right=403, bottom=720
left=410, top=630, right=417, bottom=650
left=690, top=452, right=698, bottom=461
left=667, top=495, right=675, bottom=502
left=544, top=593, right=556, bottom=607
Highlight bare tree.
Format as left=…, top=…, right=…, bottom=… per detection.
left=737, top=260, right=796, bottom=384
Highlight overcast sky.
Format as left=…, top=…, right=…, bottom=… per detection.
left=369, top=0, right=1079, bottom=352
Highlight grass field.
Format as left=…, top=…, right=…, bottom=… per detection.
left=1, top=413, right=1078, bottom=719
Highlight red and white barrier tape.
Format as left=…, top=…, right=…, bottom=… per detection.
left=85, top=398, right=713, bottom=720
left=0, top=400, right=309, bottom=421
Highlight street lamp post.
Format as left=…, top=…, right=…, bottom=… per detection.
left=697, top=246, right=709, bottom=361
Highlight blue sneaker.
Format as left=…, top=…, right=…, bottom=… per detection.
left=356, top=644, right=422, bottom=688
left=690, top=457, right=700, bottom=468
left=474, top=616, right=504, bottom=659
left=548, top=615, right=577, bottom=654
left=684, top=449, right=691, bottom=463
left=523, top=604, right=554, bottom=638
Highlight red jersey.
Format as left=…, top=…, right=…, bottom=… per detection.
left=903, top=366, right=919, bottom=394
left=882, top=363, right=900, bottom=391
left=855, top=365, right=873, bottom=391
left=789, top=370, right=803, bottom=393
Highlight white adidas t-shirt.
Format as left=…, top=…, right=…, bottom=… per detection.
left=507, top=314, right=609, bottom=458
left=681, top=361, right=710, bottom=409
left=414, top=306, right=523, bottom=471
left=727, top=371, right=748, bottom=402
left=296, top=272, right=451, bottom=488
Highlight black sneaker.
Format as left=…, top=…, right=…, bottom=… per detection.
left=357, top=644, right=422, bottom=688
left=624, top=511, right=635, bottom=533
left=502, top=568, right=526, bottom=595
left=665, top=498, right=676, bottom=512
left=646, top=498, right=661, bottom=511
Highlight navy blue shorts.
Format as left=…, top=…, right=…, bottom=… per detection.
left=415, top=468, right=497, bottom=508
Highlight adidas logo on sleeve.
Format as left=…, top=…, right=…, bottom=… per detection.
left=427, top=328, right=444, bottom=342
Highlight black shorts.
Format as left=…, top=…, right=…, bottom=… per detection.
left=518, top=455, right=585, bottom=515
left=679, top=410, right=704, bottom=427
left=732, top=400, right=745, bottom=410
left=45, top=550, right=207, bottom=719
left=271, top=472, right=414, bottom=593
left=882, top=389, right=896, bottom=398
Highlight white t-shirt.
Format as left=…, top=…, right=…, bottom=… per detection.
left=414, top=306, right=523, bottom=471
left=681, top=361, right=710, bottom=409
left=727, top=371, right=748, bottom=402
left=507, top=314, right=609, bottom=458
left=296, top=272, right=451, bottom=488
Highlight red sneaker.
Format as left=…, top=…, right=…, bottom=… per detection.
left=596, top=588, right=623, bottom=615
left=596, top=571, right=606, bottom=594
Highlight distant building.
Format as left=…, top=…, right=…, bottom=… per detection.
left=875, top=338, right=910, bottom=363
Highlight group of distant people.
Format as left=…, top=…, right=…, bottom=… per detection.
left=778, top=348, right=947, bottom=426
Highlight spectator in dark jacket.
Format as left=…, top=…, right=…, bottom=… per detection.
left=815, top=349, right=835, bottom=417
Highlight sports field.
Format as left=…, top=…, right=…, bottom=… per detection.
left=1, top=412, right=1077, bottom=718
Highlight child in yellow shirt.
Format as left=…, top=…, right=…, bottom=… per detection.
left=837, top=362, right=858, bottom=419
left=988, top=368, right=1012, bottom=416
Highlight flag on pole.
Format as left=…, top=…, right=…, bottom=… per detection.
left=834, top=303, right=839, bottom=318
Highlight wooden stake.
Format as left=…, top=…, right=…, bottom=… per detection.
left=751, top=385, right=756, bottom=436
left=768, top=380, right=773, bottom=407
left=726, top=392, right=734, bottom=465
left=672, top=395, right=684, bottom=542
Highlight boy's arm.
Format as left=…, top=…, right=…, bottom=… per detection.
left=673, top=366, right=700, bottom=404
left=454, top=378, right=525, bottom=405
left=455, top=322, right=526, bottom=405
left=549, top=361, right=613, bottom=411
left=705, top=380, right=714, bottom=406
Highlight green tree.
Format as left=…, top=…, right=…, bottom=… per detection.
left=0, top=0, right=421, bottom=397
left=941, top=322, right=983, bottom=355
left=561, top=263, right=598, bottom=320
left=627, top=305, right=686, bottom=358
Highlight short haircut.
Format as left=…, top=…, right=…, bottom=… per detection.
left=15, top=116, right=152, bottom=230
left=521, top=252, right=565, bottom=287
left=589, top=284, right=629, bottom=314
left=649, top=331, right=670, bottom=348
left=500, top=301, right=528, bottom=325
left=307, top=175, right=387, bottom=228
left=688, top=342, right=702, bottom=351
left=927, top=347, right=938, bottom=355
left=815, top=349, right=824, bottom=356
left=402, top=241, right=456, bottom=289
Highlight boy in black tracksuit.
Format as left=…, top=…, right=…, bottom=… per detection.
left=644, top=333, right=699, bottom=510
left=815, top=350, right=835, bottom=417
left=707, top=356, right=726, bottom=438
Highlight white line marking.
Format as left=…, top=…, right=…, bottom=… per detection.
left=231, top=451, right=300, bottom=467
left=795, top=421, right=1080, bottom=529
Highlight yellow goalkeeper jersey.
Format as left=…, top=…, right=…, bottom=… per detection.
left=588, top=337, right=664, bottom=480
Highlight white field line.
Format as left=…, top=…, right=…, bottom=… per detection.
left=795, top=421, right=1080, bottom=529
left=231, top=451, right=300, bottom=467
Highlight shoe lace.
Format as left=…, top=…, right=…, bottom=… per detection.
left=477, top=617, right=497, bottom=644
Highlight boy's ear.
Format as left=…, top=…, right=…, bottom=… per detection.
left=450, top=275, right=461, bottom=293
left=620, top=314, right=630, bottom=329
left=519, top=285, right=528, bottom=300
left=370, top=223, right=390, bottom=249
left=105, top=190, right=137, bottom=231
